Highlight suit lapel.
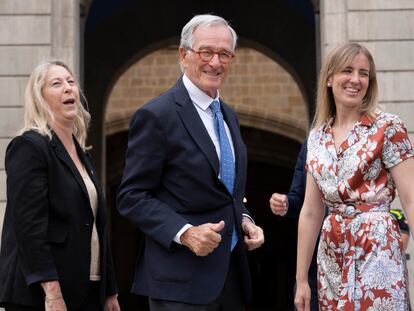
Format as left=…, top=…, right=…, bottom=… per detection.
left=77, top=148, right=105, bottom=227
left=50, top=133, right=89, bottom=199
left=174, top=79, right=220, bottom=176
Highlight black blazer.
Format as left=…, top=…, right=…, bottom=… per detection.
left=117, top=77, right=252, bottom=304
left=0, top=131, right=117, bottom=309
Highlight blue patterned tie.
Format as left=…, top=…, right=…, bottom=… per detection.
left=210, top=100, right=238, bottom=250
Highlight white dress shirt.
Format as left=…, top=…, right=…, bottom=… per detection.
left=174, top=74, right=251, bottom=244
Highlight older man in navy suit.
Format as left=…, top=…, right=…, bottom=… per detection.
left=117, top=14, right=264, bottom=311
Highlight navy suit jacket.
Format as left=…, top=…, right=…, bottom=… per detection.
left=117, top=78, right=252, bottom=304
left=0, top=131, right=117, bottom=309
left=285, top=140, right=307, bottom=219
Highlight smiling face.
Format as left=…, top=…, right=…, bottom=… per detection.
left=179, top=24, right=234, bottom=98
left=328, top=52, right=370, bottom=111
left=42, top=65, right=80, bottom=128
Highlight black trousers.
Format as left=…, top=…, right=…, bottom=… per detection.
left=149, top=252, right=245, bottom=311
left=5, top=281, right=101, bottom=311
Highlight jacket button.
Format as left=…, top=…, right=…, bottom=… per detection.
left=85, top=223, right=90, bottom=227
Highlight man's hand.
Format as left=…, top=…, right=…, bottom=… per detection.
left=269, top=193, right=288, bottom=216
left=180, top=221, right=225, bottom=256
left=242, top=218, right=264, bottom=250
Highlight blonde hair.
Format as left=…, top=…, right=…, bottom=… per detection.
left=18, top=60, right=91, bottom=151
left=313, top=42, right=379, bottom=129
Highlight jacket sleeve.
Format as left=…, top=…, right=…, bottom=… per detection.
left=285, top=140, right=307, bottom=219
left=104, top=232, right=118, bottom=296
left=116, top=108, right=188, bottom=249
left=5, top=134, right=59, bottom=285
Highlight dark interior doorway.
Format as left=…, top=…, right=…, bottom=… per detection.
left=106, top=128, right=302, bottom=310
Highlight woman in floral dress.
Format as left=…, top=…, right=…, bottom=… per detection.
left=294, top=42, right=414, bottom=311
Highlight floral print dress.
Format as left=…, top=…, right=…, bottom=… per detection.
left=307, top=111, right=413, bottom=310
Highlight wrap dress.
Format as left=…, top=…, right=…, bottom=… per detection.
left=307, top=111, right=412, bottom=310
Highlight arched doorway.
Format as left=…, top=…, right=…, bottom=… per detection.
left=84, top=1, right=317, bottom=309
left=103, top=46, right=308, bottom=309
left=105, top=127, right=302, bottom=310
left=84, top=0, right=317, bottom=176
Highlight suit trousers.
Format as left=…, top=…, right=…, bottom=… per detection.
left=149, top=250, right=245, bottom=311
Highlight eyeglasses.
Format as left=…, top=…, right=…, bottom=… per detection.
left=189, top=48, right=235, bottom=64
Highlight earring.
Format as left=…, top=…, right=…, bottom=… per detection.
left=327, top=82, right=331, bottom=87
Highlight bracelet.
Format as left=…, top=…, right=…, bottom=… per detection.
left=45, top=295, right=63, bottom=302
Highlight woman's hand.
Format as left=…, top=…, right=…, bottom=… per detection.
left=41, top=281, right=67, bottom=311
left=44, top=296, right=67, bottom=311
left=104, top=294, right=121, bottom=311
left=294, top=280, right=311, bottom=311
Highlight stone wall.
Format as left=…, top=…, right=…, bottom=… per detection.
left=106, top=47, right=309, bottom=142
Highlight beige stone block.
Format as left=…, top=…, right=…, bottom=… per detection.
left=0, top=77, right=27, bottom=108
left=409, top=133, right=414, bottom=145
left=322, top=0, right=346, bottom=14
left=0, top=139, right=12, bottom=170
left=51, top=0, right=79, bottom=74
left=321, top=13, right=347, bottom=57
left=0, top=170, right=5, bottom=201
left=0, top=46, right=50, bottom=75
left=348, top=11, right=414, bottom=40
left=0, top=16, right=51, bottom=45
left=380, top=102, right=414, bottom=131
left=363, top=41, right=414, bottom=71
left=0, top=107, right=24, bottom=137
left=0, top=0, right=51, bottom=14
left=348, top=0, right=414, bottom=10
left=378, top=72, right=414, bottom=102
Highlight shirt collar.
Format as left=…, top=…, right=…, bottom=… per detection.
left=359, top=113, right=375, bottom=127
left=182, top=74, right=220, bottom=111
left=325, top=112, right=374, bottom=131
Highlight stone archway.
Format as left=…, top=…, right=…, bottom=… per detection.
left=84, top=1, right=317, bottom=309
left=103, top=45, right=308, bottom=309
left=84, top=0, right=317, bottom=179
left=105, top=47, right=309, bottom=140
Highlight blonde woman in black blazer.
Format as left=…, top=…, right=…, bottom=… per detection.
left=0, top=60, right=120, bottom=311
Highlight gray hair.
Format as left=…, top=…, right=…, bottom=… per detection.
left=180, top=14, right=238, bottom=51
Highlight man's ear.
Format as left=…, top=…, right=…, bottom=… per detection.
left=179, top=47, right=188, bottom=71
left=179, top=47, right=187, bottom=62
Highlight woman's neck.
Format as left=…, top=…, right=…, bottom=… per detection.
left=333, top=106, right=360, bottom=129
left=52, top=123, right=75, bottom=151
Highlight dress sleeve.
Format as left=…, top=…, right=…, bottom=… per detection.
left=305, top=128, right=319, bottom=175
left=382, top=116, right=414, bottom=169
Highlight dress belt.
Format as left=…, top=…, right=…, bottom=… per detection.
left=328, top=202, right=390, bottom=219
